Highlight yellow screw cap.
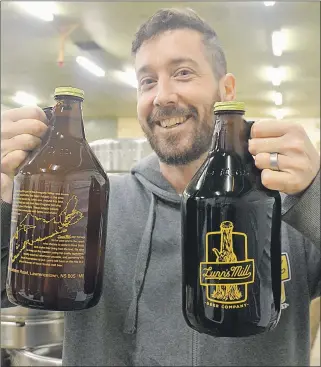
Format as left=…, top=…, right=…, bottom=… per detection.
left=54, top=87, right=84, bottom=99
left=214, top=101, right=245, bottom=112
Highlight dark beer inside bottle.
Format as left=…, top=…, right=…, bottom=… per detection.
left=7, top=89, right=108, bottom=311
left=182, top=102, right=281, bottom=337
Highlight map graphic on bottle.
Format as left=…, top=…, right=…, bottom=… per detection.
left=10, top=195, right=84, bottom=264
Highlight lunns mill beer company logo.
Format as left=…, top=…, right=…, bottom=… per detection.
left=200, top=221, right=255, bottom=309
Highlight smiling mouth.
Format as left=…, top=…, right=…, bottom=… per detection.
left=156, top=115, right=191, bottom=128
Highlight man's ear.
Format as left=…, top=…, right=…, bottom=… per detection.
left=218, top=73, right=236, bottom=101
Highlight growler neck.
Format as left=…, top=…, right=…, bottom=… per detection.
left=209, top=114, right=248, bottom=159
left=50, top=97, right=85, bottom=140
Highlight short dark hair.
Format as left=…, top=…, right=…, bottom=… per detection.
left=131, top=7, right=227, bottom=79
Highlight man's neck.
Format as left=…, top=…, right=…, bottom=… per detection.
left=159, top=153, right=208, bottom=194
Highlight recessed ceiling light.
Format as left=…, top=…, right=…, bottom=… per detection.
left=76, top=56, right=105, bottom=77
left=16, top=2, right=58, bottom=22
left=268, top=67, right=284, bottom=86
left=272, top=31, right=285, bottom=56
left=273, top=108, right=285, bottom=120
left=264, top=2, right=276, bottom=6
left=273, top=92, right=283, bottom=106
left=113, top=67, right=138, bottom=89
left=12, top=91, right=38, bottom=106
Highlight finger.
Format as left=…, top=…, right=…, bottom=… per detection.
left=261, top=169, right=292, bottom=192
left=254, top=153, right=306, bottom=172
left=251, top=120, right=296, bottom=138
left=1, top=119, right=48, bottom=139
left=1, top=134, right=42, bottom=157
left=249, top=136, right=286, bottom=155
left=1, top=173, right=14, bottom=203
left=1, top=106, right=47, bottom=124
left=1, top=150, right=29, bottom=175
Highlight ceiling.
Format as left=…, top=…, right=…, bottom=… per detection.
left=1, top=1, right=320, bottom=120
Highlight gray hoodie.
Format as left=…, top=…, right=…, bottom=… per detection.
left=1, top=153, right=320, bottom=366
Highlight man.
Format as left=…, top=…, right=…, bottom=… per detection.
left=1, top=8, right=320, bottom=366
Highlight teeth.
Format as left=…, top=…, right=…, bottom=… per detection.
left=160, top=116, right=187, bottom=128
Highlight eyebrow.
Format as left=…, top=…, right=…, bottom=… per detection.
left=136, top=57, right=199, bottom=77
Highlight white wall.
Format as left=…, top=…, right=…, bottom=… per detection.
left=117, top=117, right=142, bottom=138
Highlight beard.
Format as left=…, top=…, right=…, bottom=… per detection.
left=140, top=97, right=220, bottom=166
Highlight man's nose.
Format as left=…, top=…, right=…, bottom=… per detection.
left=153, top=80, right=178, bottom=107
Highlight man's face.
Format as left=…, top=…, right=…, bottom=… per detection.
left=135, top=29, right=221, bottom=165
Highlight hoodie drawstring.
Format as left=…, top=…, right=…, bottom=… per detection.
left=123, top=193, right=157, bottom=334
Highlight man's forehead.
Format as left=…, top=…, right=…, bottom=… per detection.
left=134, top=29, right=205, bottom=74
left=136, top=57, right=200, bottom=75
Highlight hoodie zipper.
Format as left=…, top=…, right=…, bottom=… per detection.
left=192, top=330, right=199, bottom=366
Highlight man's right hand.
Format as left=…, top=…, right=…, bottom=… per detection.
left=1, top=106, right=48, bottom=204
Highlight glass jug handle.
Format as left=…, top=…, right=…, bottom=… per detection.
left=243, top=120, right=258, bottom=167
left=244, top=119, right=255, bottom=141
left=42, top=106, right=53, bottom=123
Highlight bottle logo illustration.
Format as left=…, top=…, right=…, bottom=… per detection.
left=200, top=221, right=255, bottom=307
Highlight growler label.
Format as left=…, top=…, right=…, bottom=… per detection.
left=200, top=221, right=255, bottom=308
left=8, top=181, right=90, bottom=280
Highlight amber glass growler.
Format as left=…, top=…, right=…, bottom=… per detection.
left=181, top=101, right=282, bottom=337
left=6, top=87, right=109, bottom=311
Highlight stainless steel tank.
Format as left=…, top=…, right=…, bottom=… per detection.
left=8, top=343, right=62, bottom=366
left=1, top=306, right=64, bottom=349
left=89, top=138, right=152, bottom=173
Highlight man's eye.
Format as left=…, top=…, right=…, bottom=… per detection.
left=141, top=78, right=155, bottom=86
left=175, top=69, right=192, bottom=77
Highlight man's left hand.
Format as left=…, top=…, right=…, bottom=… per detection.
left=248, top=120, right=320, bottom=195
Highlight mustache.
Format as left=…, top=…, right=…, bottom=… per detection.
left=147, top=106, right=198, bottom=125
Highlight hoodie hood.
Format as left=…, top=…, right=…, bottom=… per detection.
left=131, top=153, right=181, bottom=205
